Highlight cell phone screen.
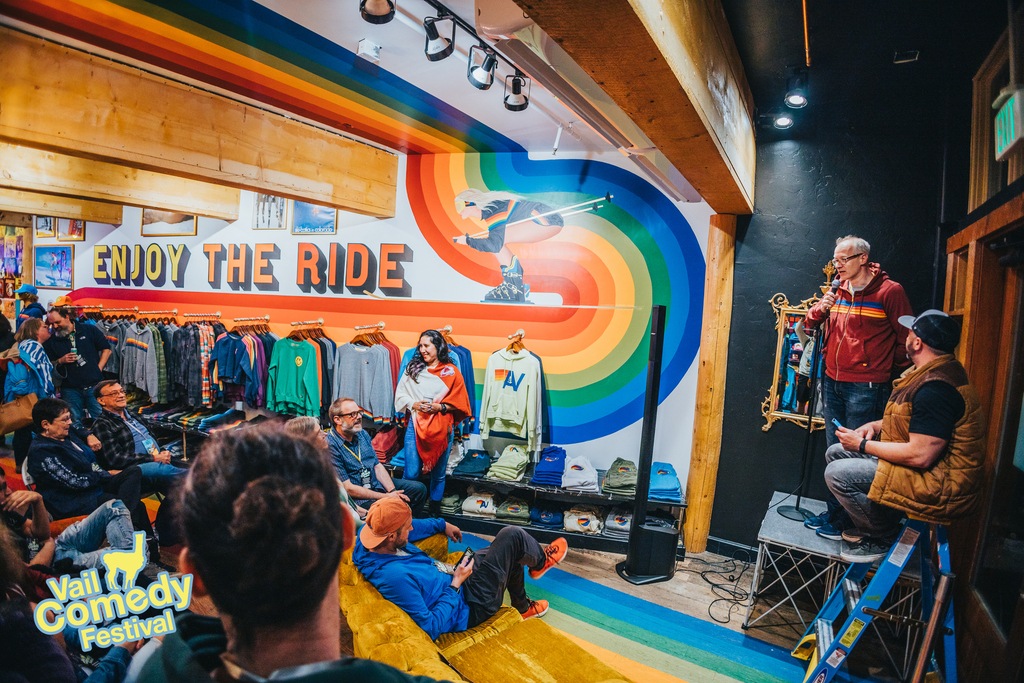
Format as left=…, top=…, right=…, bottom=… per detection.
left=458, top=548, right=475, bottom=567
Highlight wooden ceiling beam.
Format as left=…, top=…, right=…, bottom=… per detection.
left=0, top=28, right=397, bottom=218
left=0, top=188, right=124, bottom=224
left=512, top=0, right=755, bottom=214
left=0, top=144, right=240, bottom=220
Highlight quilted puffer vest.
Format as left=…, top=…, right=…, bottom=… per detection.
left=868, top=354, right=986, bottom=523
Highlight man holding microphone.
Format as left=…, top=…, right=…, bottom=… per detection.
left=803, top=236, right=913, bottom=539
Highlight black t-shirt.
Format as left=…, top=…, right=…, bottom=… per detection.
left=908, top=381, right=966, bottom=442
left=44, top=322, right=110, bottom=388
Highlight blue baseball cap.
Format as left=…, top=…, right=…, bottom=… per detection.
left=14, top=284, right=37, bottom=295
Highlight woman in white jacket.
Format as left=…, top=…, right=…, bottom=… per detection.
left=395, top=330, right=471, bottom=516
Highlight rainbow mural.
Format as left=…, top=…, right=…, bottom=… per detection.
left=4, top=0, right=707, bottom=446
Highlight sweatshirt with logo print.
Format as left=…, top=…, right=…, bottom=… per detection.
left=479, top=349, right=541, bottom=451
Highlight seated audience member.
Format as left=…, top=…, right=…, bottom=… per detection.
left=354, top=497, right=568, bottom=640
left=3, top=466, right=143, bottom=571
left=25, top=398, right=158, bottom=555
left=91, top=380, right=187, bottom=489
left=3, top=317, right=59, bottom=469
left=327, top=397, right=428, bottom=518
left=0, top=524, right=142, bottom=683
left=827, top=310, right=985, bottom=562
left=285, top=415, right=366, bottom=520
left=138, top=423, right=442, bottom=682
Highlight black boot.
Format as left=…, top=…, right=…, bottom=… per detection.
left=429, top=499, right=442, bottom=518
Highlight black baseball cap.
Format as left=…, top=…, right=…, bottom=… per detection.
left=898, top=309, right=961, bottom=354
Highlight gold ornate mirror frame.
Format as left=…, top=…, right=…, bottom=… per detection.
left=761, top=263, right=836, bottom=432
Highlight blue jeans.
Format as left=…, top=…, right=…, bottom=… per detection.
left=402, top=415, right=453, bottom=502
left=824, top=444, right=904, bottom=541
left=62, top=385, right=102, bottom=429
left=822, top=376, right=891, bottom=521
left=137, top=461, right=187, bottom=494
left=55, top=500, right=143, bottom=569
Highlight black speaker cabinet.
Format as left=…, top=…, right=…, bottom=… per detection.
left=615, top=523, right=682, bottom=585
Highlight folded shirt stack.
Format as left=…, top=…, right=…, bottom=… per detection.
left=487, top=444, right=530, bottom=481
left=564, top=504, right=604, bottom=534
left=529, top=505, right=564, bottom=529
left=496, top=497, right=532, bottom=526
left=602, top=509, right=632, bottom=539
left=562, top=455, right=600, bottom=492
left=440, top=493, right=464, bottom=515
left=601, top=457, right=638, bottom=496
left=531, top=446, right=567, bottom=486
left=452, top=450, right=491, bottom=477
left=462, top=492, right=498, bottom=517
left=649, top=462, right=683, bottom=503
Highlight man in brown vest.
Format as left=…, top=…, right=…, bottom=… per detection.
left=824, top=310, right=985, bottom=562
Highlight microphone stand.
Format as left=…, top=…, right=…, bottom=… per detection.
left=777, top=323, right=825, bottom=521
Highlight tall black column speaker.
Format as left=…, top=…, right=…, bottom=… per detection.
left=616, top=304, right=680, bottom=585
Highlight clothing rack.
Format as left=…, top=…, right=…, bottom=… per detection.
left=101, top=307, right=139, bottom=314
left=183, top=312, right=221, bottom=319
left=138, top=309, right=178, bottom=316
left=507, top=329, right=525, bottom=341
left=439, top=325, right=453, bottom=335
left=75, top=304, right=104, bottom=310
left=233, top=315, right=270, bottom=322
left=291, top=318, right=324, bottom=327
left=354, top=321, right=385, bottom=330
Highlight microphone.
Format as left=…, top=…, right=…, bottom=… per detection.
left=830, top=278, right=840, bottom=295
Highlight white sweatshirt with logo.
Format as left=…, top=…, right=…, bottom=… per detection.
left=479, top=349, right=541, bottom=451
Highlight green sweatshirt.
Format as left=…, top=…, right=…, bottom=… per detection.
left=268, top=339, right=321, bottom=416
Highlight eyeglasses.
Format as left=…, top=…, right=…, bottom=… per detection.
left=336, top=410, right=362, bottom=420
left=100, top=389, right=126, bottom=398
left=832, top=253, right=864, bottom=267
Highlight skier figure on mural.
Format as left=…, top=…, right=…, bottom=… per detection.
left=452, top=189, right=564, bottom=303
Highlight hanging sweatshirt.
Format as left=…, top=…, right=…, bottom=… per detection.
left=334, top=344, right=394, bottom=422
left=479, top=349, right=542, bottom=450
left=121, top=324, right=159, bottom=399
left=805, top=264, right=913, bottom=383
left=267, top=338, right=321, bottom=416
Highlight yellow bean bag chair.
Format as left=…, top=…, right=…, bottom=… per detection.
left=338, top=533, right=633, bottom=683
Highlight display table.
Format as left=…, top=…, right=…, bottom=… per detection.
left=742, top=491, right=847, bottom=632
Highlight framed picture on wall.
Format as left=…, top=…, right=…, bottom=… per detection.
left=140, top=210, right=198, bottom=237
left=35, top=216, right=56, bottom=238
left=56, top=218, right=85, bottom=242
left=34, top=245, right=74, bottom=289
left=289, top=200, right=337, bottom=235
left=253, top=193, right=287, bottom=230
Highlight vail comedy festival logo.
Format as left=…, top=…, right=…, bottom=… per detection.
left=33, top=532, right=193, bottom=651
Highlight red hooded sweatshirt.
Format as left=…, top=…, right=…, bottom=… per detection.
left=806, top=264, right=913, bottom=383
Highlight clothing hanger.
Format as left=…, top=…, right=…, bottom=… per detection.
left=506, top=329, right=526, bottom=353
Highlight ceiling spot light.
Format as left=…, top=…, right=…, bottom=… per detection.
left=785, top=68, right=808, bottom=109
left=774, top=114, right=794, bottom=129
left=423, top=15, right=455, bottom=61
left=360, top=0, right=395, bottom=25
left=467, top=45, right=497, bottom=90
left=504, top=74, right=530, bottom=111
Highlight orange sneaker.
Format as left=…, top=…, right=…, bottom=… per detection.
left=528, top=537, right=568, bottom=579
left=521, top=599, right=549, bottom=620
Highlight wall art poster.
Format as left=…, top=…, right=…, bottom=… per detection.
left=57, top=218, right=85, bottom=242
left=289, top=200, right=337, bottom=234
left=34, top=245, right=74, bottom=289
left=35, top=216, right=56, bottom=238
left=253, top=193, right=287, bottom=230
left=141, top=210, right=198, bottom=237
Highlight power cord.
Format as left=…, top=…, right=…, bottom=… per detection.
left=677, top=550, right=754, bottom=625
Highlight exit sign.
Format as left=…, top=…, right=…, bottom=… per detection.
left=995, top=91, right=1024, bottom=161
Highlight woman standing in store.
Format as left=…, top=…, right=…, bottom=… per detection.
left=395, top=330, right=471, bottom=516
left=3, top=319, right=55, bottom=468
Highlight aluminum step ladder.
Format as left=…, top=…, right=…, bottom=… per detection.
left=790, top=517, right=956, bottom=683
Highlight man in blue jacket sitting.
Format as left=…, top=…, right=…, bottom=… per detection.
left=353, top=497, right=568, bottom=640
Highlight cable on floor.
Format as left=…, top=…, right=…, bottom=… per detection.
left=676, top=550, right=754, bottom=625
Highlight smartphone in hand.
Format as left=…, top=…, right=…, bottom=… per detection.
left=458, top=548, right=475, bottom=567
left=831, top=418, right=844, bottom=429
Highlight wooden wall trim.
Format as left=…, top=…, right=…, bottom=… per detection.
left=683, top=213, right=736, bottom=552
left=0, top=28, right=398, bottom=218
left=0, top=144, right=240, bottom=220
left=0, top=188, right=123, bottom=224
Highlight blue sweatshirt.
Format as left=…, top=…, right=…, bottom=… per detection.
left=352, top=518, right=468, bottom=640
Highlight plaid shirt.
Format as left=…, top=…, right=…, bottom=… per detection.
left=92, top=409, right=154, bottom=470
left=200, top=325, right=214, bottom=407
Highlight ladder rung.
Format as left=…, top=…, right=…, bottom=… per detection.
left=842, top=577, right=863, bottom=616
left=815, top=618, right=833, bottom=662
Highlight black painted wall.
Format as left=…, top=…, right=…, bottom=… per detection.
left=712, top=1, right=1008, bottom=547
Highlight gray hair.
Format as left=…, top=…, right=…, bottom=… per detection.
left=285, top=416, right=322, bottom=439
left=835, top=235, right=871, bottom=258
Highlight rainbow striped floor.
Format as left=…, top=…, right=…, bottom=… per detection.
left=459, top=534, right=872, bottom=683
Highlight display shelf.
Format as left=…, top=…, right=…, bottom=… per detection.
left=443, top=463, right=686, bottom=509
left=440, top=513, right=686, bottom=558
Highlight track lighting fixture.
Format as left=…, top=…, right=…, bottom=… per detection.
left=467, top=45, right=497, bottom=90
left=360, top=0, right=395, bottom=25
left=423, top=15, right=454, bottom=61
left=504, top=74, right=530, bottom=111
left=774, top=113, right=794, bottom=129
left=784, top=68, right=808, bottom=109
